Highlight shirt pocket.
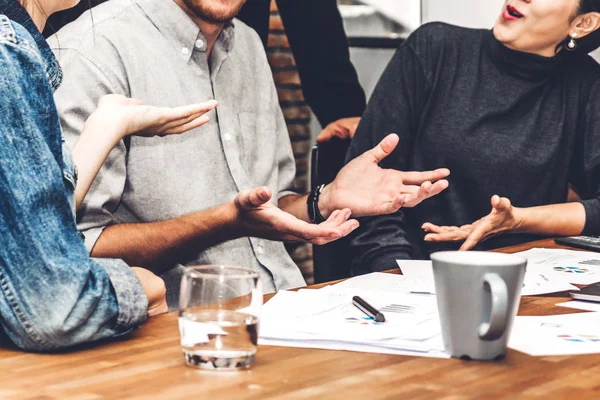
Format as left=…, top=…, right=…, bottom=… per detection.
left=237, top=111, right=277, bottom=180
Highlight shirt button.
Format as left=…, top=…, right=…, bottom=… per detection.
left=181, top=47, right=189, bottom=55
left=223, top=133, right=233, bottom=142
left=195, top=39, right=205, bottom=49
left=256, top=246, right=264, bottom=255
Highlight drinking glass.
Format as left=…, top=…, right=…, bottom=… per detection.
left=178, top=265, right=262, bottom=370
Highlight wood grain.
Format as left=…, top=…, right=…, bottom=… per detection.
left=1, top=238, right=599, bottom=399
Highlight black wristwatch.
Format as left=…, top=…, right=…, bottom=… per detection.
left=307, top=184, right=326, bottom=224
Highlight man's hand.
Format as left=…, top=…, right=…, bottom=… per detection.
left=316, top=117, right=361, bottom=143
left=234, top=187, right=359, bottom=245
left=132, top=267, right=168, bottom=317
left=319, top=134, right=450, bottom=218
left=422, top=195, right=522, bottom=251
left=86, top=94, right=218, bottom=141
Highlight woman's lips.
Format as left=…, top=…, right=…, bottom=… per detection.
left=503, top=5, right=524, bottom=21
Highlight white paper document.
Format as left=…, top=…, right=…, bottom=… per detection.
left=395, top=258, right=578, bottom=296
left=556, top=300, right=600, bottom=312
left=259, top=289, right=448, bottom=358
left=515, top=248, right=600, bottom=285
left=508, top=313, right=600, bottom=356
left=331, top=271, right=433, bottom=293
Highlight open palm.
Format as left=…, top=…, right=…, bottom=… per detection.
left=323, top=134, right=450, bottom=217
left=423, top=195, right=519, bottom=250
left=90, top=94, right=218, bottom=139
left=235, top=187, right=359, bottom=245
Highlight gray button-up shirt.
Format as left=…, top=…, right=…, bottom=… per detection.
left=50, top=0, right=306, bottom=307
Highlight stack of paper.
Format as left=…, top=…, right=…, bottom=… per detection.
left=513, top=248, right=600, bottom=285
left=259, top=285, right=448, bottom=358
left=508, top=313, right=600, bottom=356
left=396, top=251, right=584, bottom=296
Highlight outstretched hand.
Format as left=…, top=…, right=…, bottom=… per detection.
left=316, top=117, right=361, bottom=143
left=87, top=94, right=218, bottom=140
left=320, top=134, right=450, bottom=217
left=422, top=195, right=520, bottom=250
left=234, top=187, right=360, bottom=245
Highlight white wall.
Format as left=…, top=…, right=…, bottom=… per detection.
left=422, top=0, right=503, bottom=28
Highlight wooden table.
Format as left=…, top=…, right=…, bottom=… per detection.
left=2, top=239, right=600, bottom=399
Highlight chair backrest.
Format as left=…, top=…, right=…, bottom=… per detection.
left=311, top=138, right=353, bottom=283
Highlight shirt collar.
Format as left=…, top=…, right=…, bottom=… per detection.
left=0, top=0, right=63, bottom=90
left=136, top=0, right=235, bottom=63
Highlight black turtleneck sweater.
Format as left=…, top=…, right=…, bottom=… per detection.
left=347, top=22, right=600, bottom=275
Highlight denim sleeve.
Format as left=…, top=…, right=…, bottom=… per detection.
left=0, top=40, right=147, bottom=351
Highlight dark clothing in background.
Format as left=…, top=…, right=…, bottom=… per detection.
left=346, top=23, right=600, bottom=276
left=45, top=0, right=366, bottom=127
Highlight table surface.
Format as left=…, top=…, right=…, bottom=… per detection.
left=2, top=239, right=600, bottom=400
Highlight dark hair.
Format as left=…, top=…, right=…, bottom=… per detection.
left=561, top=0, right=600, bottom=54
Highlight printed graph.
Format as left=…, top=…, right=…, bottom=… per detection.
left=553, top=266, right=590, bottom=274
left=557, top=334, right=600, bottom=343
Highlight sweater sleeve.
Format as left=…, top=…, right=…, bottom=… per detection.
left=345, top=37, right=431, bottom=274
left=576, top=79, right=600, bottom=235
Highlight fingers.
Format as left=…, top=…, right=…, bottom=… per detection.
left=402, top=168, right=451, bottom=185
left=401, top=179, right=449, bottom=208
left=491, top=195, right=511, bottom=211
left=169, top=100, right=218, bottom=121
left=162, top=114, right=210, bottom=135
left=372, top=195, right=405, bottom=215
left=424, top=226, right=470, bottom=243
left=308, top=215, right=359, bottom=245
left=368, top=133, right=399, bottom=163
left=422, top=222, right=445, bottom=233
left=235, top=187, right=272, bottom=209
left=316, top=123, right=350, bottom=143
left=160, top=108, right=211, bottom=131
left=287, top=208, right=359, bottom=245
left=459, top=224, right=490, bottom=251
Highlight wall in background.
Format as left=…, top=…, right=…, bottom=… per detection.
left=422, top=0, right=501, bottom=28
left=267, top=1, right=314, bottom=284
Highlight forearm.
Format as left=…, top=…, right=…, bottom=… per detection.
left=91, top=202, right=245, bottom=274
left=514, top=202, right=586, bottom=236
left=278, top=185, right=339, bottom=223
left=71, top=122, right=121, bottom=209
left=278, top=193, right=310, bottom=222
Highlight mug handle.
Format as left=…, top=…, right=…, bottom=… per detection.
left=478, top=273, right=509, bottom=341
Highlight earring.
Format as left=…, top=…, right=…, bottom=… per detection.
left=567, top=33, right=578, bottom=51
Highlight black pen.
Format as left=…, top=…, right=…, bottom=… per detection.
left=352, top=296, right=386, bottom=322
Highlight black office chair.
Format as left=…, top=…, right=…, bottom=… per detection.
left=310, top=138, right=354, bottom=283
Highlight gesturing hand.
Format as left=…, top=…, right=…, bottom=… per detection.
left=422, top=195, right=521, bottom=251
left=87, top=94, right=218, bottom=140
left=234, top=187, right=359, bottom=245
left=320, top=134, right=450, bottom=218
left=316, top=117, right=361, bottom=143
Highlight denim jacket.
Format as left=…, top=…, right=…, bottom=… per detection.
left=0, top=0, right=147, bottom=351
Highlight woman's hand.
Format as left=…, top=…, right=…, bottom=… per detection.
left=316, top=117, right=361, bottom=143
left=422, top=195, right=522, bottom=250
left=86, top=94, right=218, bottom=142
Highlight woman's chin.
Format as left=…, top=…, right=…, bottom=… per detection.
left=57, top=0, right=81, bottom=13
left=492, top=24, right=515, bottom=45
